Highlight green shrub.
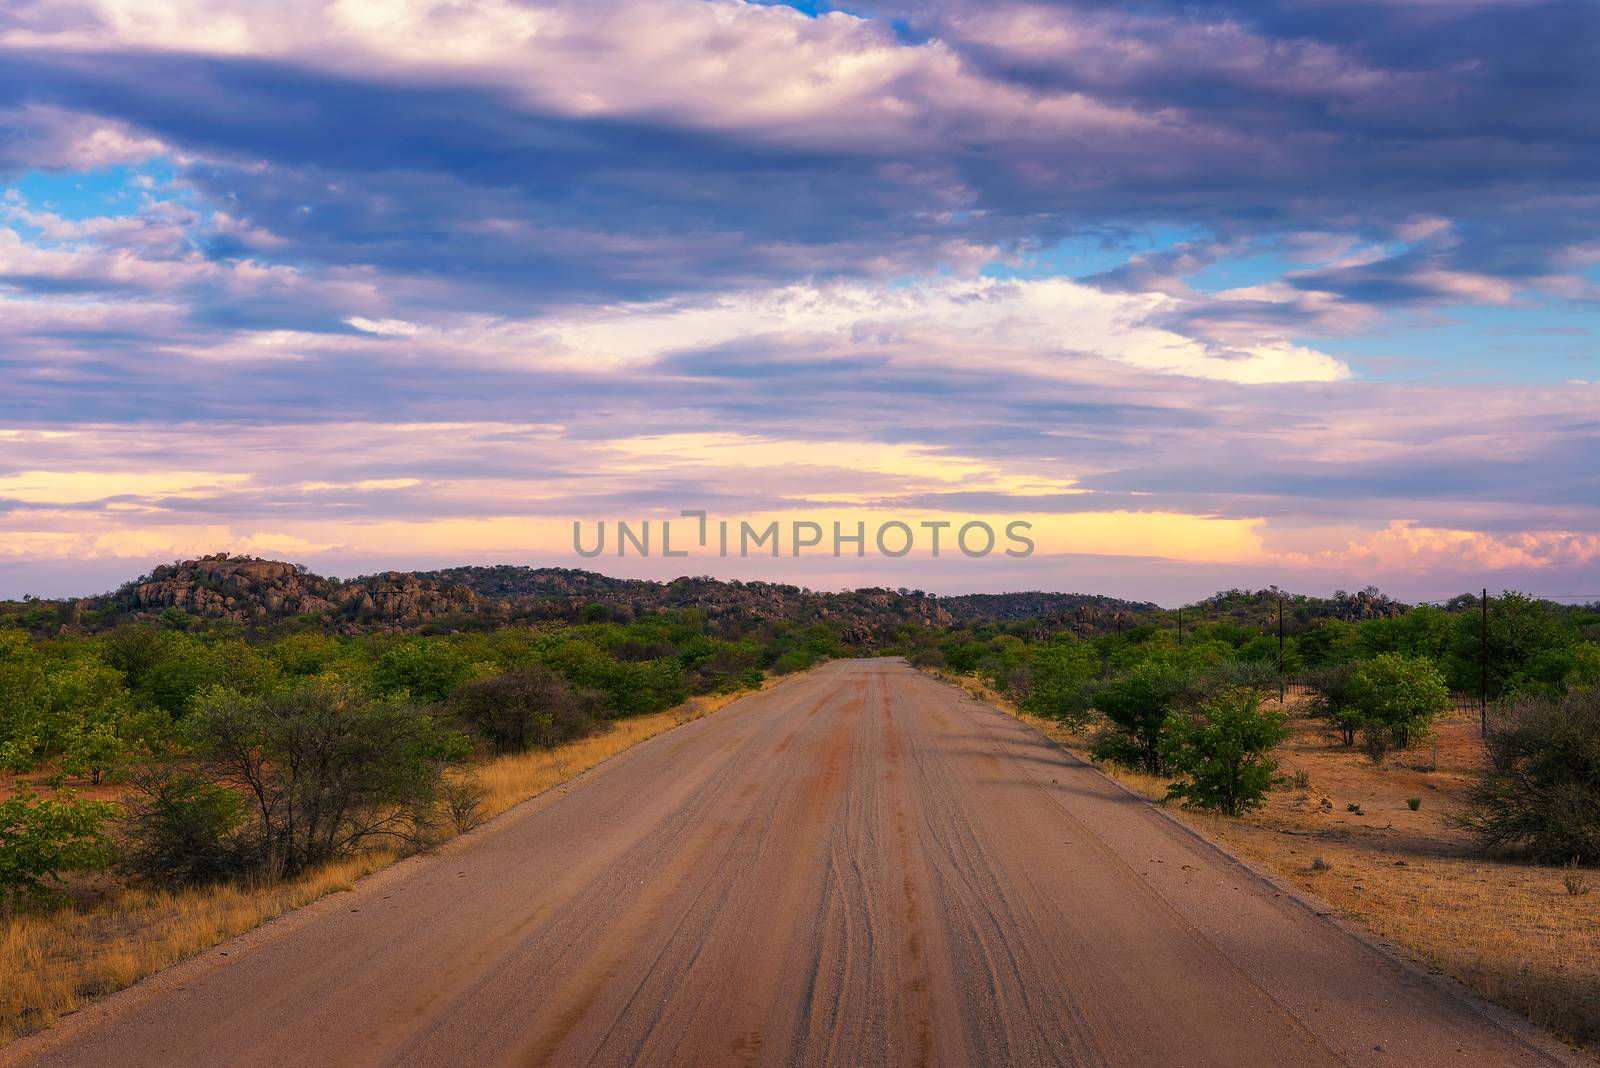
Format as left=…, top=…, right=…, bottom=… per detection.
left=1459, top=688, right=1600, bottom=864
left=1090, top=662, right=1201, bottom=773
left=452, top=667, right=605, bottom=753
left=0, top=788, right=120, bottom=906
left=1023, top=638, right=1097, bottom=727
left=1161, top=688, right=1288, bottom=816
left=0, top=632, right=49, bottom=773
left=1447, top=592, right=1573, bottom=699
left=1349, top=653, right=1450, bottom=749
left=770, top=650, right=814, bottom=675
left=372, top=638, right=471, bottom=703
left=1305, top=662, right=1363, bottom=746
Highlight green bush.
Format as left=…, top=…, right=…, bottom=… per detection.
left=1305, top=662, right=1363, bottom=746
left=1349, top=653, right=1450, bottom=750
left=1162, top=688, right=1288, bottom=816
left=1447, top=592, right=1572, bottom=699
left=192, top=681, right=469, bottom=877
left=0, top=631, right=49, bottom=773
left=1460, top=688, right=1600, bottom=864
left=770, top=650, right=814, bottom=675
left=1090, top=662, right=1200, bottom=773
left=1023, top=638, right=1097, bottom=727
left=452, top=667, right=605, bottom=753
left=0, top=788, right=121, bottom=905
left=372, top=637, right=472, bottom=703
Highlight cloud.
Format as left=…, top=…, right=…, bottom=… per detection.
left=1282, top=521, right=1600, bottom=572
left=532, top=277, right=1349, bottom=384
left=2, top=0, right=1595, bottom=309
left=0, top=104, right=165, bottom=171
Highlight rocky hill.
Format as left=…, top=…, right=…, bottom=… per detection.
left=88, top=554, right=489, bottom=633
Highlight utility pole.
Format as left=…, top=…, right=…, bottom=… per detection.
left=1480, top=587, right=1489, bottom=740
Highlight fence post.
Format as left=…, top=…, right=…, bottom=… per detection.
left=1277, top=593, right=1286, bottom=703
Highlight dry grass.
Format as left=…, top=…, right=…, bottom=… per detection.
left=935, top=670, right=1600, bottom=1053
left=0, top=851, right=394, bottom=1042
left=0, top=684, right=764, bottom=1044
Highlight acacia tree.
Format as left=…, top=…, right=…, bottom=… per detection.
left=192, top=681, right=469, bottom=878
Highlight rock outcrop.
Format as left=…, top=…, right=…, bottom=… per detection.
left=111, top=554, right=481, bottom=632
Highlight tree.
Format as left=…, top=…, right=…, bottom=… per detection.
left=192, top=681, right=469, bottom=877
left=1296, top=619, right=1361, bottom=669
left=452, top=667, right=605, bottom=753
left=1563, top=642, right=1600, bottom=691
left=1459, top=688, right=1600, bottom=864
left=0, top=631, right=49, bottom=772
left=1349, top=653, right=1450, bottom=750
left=1358, top=605, right=1453, bottom=664
left=1023, top=637, right=1097, bottom=727
left=372, top=637, right=472, bottom=703
left=1447, top=592, right=1572, bottom=699
left=1162, top=688, right=1288, bottom=816
left=47, top=659, right=140, bottom=784
left=1090, top=662, right=1199, bottom=773
left=0, top=789, right=121, bottom=906
left=271, top=632, right=342, bottom=678
left=158, top=606, right=193, bottom=632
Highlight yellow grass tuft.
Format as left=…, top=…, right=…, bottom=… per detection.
left=0, top=685, right=761, bottom=1045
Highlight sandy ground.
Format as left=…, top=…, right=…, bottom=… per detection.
left=2, top=659, right=1583, bottom=1067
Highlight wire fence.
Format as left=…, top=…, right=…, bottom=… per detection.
left=1279, top=677, right=1484, bottom=718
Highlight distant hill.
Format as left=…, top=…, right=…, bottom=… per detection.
left=1177, top=587, right=1408, bottom=629
left=938, top=591, right=1157, bottom=624
left=0, top=556, right=1443, bottom=640
left=416, top=565, right=956, bottom=641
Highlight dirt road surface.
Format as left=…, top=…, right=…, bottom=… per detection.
left=5, top=659, right=1582, bottom=1067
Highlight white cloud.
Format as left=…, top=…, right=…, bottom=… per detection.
left=535, top=276, right=1349, bottom=384
left=1, top=0, right=1166, bottom=150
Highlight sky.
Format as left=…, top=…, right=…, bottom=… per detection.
left=0, top=0, right=1597, bottom=604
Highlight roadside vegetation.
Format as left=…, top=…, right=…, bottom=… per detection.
left=0, top=608, right=843, bottom=1040
left=905, top=591, right=1600, bottom=1048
